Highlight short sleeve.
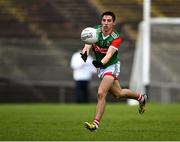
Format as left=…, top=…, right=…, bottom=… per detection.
left=110, top=36, right=122, bottom=49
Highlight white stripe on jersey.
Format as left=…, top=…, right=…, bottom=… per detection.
left=111, top=32, right=118, bottom=39
left=110, top=45, right=118, bottom=50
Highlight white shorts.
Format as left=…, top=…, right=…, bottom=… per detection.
left=97, top=61, right=120, bottom=80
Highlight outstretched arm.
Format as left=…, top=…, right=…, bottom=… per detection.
left=101, top=46, right=117, bottom=65
left=80, top=44, right=92, bottom=62
left=101, top=36, right=122, bottom=65
left=82, top=44, right=92, bottom=55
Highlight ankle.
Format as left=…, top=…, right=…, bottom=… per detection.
left=93, top=119, right=100, bottom=128
left=137, top=94, right=144, bottom=103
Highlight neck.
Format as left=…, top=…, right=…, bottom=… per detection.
left=102, top=29, right=112, bottom=36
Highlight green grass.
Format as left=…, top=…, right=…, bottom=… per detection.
left=0, top=103, right=180, bottom=141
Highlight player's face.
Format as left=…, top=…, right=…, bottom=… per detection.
left=101, top=15, right=115, bottom=33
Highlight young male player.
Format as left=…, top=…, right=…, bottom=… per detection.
left=80, top=11, right=147, bottom=132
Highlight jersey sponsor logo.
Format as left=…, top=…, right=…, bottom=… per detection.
left=92, top=45, right=108, bottom=54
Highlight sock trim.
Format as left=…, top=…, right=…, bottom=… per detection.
left=137, top=94, right=142, bottom=101
left=93, top=119, right=99, bottom=128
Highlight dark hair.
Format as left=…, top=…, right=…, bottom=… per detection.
left=101, top=11, right=116, bottom=22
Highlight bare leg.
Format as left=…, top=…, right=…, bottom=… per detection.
left=84, top=77, right=146, bottom=131
left=110, top=80, right=140, bottom=99
left=94, top=75, right=114, bottom=121
left=84, top=75, right=115, bottom=131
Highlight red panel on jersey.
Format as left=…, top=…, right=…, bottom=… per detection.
left=110, top=37, right=122, bottom=49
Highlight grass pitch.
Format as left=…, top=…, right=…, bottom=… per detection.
left=0, top=103, right=179, bottom=141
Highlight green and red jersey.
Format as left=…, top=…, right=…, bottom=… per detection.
left=92, top=25, right=122, bottom=68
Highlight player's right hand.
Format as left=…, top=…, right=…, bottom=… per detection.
left=80, top=51, right=87, bottom=62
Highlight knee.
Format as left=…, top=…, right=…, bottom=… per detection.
left=97, top=89, right=106, bottom=100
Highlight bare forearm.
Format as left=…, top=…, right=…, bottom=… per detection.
left=101, top=46, right=117, bottom=65
left=101, top=54, right=112, bottom=65
left=82, top=44, right=92, bottom=55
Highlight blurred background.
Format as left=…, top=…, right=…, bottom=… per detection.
left=0, top=0, right=179, bottom=103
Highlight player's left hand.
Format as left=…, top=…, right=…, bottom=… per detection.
left=92, top=60, right=103, bottom=68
